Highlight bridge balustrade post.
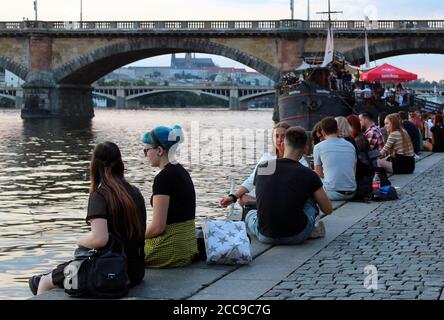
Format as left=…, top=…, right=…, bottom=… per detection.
left=417, top=21, right=428, bottom=29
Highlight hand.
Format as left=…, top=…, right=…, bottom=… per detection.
left=220, top=196, right=234, bottom=208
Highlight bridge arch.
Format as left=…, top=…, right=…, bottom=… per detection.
left=0, top=54, right=28, bottom=81
left=125, top=89, right=230, bottom=101
left=92, top=92, right=117, bottom=101
left=344, top=36, right=444, bottom=65
left=239, top=90, right=276, bottom=102
left=92, top=89, right=231, bottom=101
left=0, top=93, right=16, bottom=101
left=53, top=38, right=280, bottom=85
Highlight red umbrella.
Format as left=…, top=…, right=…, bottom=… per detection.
left=360, top=63, right=418, bottom=83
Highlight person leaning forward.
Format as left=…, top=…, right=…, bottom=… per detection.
left=245, top=127, right=333, bottom=245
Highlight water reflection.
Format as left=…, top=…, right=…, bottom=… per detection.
left=0, top=108, right=273, bottom=299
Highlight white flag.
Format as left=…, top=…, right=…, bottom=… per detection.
left=364, top=31, right=371, bottom=69
left=321, top=27, right=334, bottom=67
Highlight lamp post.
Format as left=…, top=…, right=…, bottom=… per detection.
left=34, top=0, right=38, bottom=21
left=80, top=0, right=83, bottom=26
left=290, top=0, right=294, bottom=20
left=307, top=0, right=310, bottom=21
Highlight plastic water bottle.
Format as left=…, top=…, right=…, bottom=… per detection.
left=372, top=173, right=381, bottom=191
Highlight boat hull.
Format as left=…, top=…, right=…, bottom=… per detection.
left=278, top=84, right=353, bottom=130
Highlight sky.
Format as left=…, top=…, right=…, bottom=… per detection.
left=2, top=0, right=444, bottom=80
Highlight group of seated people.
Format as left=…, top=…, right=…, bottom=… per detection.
left=28, top=109, right=444, bottom=296
left=222, top=109, right=444, bottom=247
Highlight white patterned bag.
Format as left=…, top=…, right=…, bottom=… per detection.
left=202, top=220, right=252, bottom=265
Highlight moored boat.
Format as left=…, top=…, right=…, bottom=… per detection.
left=279, top=80, right=354, bottom=130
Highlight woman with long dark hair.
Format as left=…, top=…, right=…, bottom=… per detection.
left=29, top=142, right=147, bottom=295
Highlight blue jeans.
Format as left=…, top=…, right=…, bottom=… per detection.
left=245, top=198, right=319, bottom=245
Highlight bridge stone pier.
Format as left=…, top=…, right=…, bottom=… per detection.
left=0, top=19, right=443, bottom=118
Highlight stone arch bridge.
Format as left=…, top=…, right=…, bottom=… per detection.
left=93, top=85, right=275, bottom=109
left=0, top=19, right=443, bottom=118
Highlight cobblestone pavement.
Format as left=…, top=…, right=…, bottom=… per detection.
left=260, top=159, right=444, bottom=300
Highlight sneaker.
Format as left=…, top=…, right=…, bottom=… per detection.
left=308, top=220, right=326, bottom=239
left=28, top=275, right=42, bottom=295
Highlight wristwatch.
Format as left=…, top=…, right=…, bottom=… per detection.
left=228, top=194, right=238, bottom=203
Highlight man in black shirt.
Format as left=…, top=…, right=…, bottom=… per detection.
left=399, top=111, right=420, bottom=154
left=245, top=127, right=333, bottom=245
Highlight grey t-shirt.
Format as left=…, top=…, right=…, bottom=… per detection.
left=313, top=137, right=357, bottom=192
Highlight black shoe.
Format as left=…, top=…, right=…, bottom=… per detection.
left=28, top=275, right=42, bottom=295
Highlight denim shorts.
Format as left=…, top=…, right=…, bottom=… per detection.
left=245, top=198, right=319, bottom=245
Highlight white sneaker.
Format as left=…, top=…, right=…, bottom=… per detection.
left=308, top=220, right=326, bottom=239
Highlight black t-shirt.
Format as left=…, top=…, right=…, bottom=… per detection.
left=86, top=183, right=147, bottom=285
left=431, top=125, right=444, bottom=152
left=151, top=163, right=196, bottom=224
left=403, top=120, right=420, bottom=154
left=254, top=158, right=323, bottom=238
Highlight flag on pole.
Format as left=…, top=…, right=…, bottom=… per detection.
left=364, top=31, right=371, bottom=69
left=321, top=27, right=334, bottom=67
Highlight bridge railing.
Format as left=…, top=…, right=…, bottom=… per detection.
left=1, top=20, right=444, bottom=32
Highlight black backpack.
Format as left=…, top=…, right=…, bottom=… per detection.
left=63, top=235, right=130, bottom=299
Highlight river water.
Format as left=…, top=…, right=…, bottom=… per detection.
left=0, top=108, right=274, bottom=299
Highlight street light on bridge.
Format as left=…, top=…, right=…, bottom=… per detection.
left=290, top=0, right=294, bottom=20
left=80, top=0, right=83, bottom=26
left=307, top=0, right=310, bottom=21
left=34, top=0, right=38, bottom=21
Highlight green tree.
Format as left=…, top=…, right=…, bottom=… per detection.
left=135, top=80, right=147, bottom=86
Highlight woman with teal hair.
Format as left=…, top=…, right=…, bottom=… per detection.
left=141, top=125, right=198, bottom=268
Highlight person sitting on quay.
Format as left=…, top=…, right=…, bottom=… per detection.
left=398, top=111, right=420, bottom=155
left=310, top=121, right=325, bottom=152
left=378, top=112, right=389, bottom=143
left=420, top=113, right=434, bottom=152
left=359, top=112, right=385, bottom=151
left=244, top=127, right=333, bottom=245
left=378, top=113, right=415, bottom=175
left=430, top=114, right=444, bottom=152
left=335, top=116, right=357, bottom=150
left=313, top=117, right=357, bottom=201
left=347, top=115, right=377, bottom=200
left=409, top=111, right=427, bottom=153
left=142, top=125, right=199, bottom=268
left=29, top=142, right=147, bottom=295
left=220, top=122, right=309, bottom=211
